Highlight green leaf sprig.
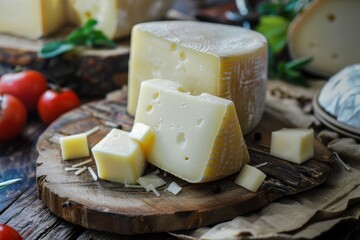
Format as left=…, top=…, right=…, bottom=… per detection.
left=0, top=178, right=22, bottom=190
left=255, top=0, right=313, bottom=86
left=39, top=19, right=116, bottom=58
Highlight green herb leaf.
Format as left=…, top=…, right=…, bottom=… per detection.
left=275, top=57, right=313, bottom=87
left=256, top=0, right=313, bottom=86
left=256, top=16, right=289, bottom=54
left=39, top=41, right=74, bottom=58
left=39, top=19, right=116, bottom=58
left=285, top=56, right=313, bottom=70
left=0, top=178, right=22, bottom=190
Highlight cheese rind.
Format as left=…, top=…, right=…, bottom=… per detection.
left=235, top=164, right=266, bottom=192
left=134, top=79, right=249, bottom=183
left=60, top=133, right=90, bottom=160
left=0, top=0, right=65, bottom=39
left=128, top=21, right=268, bottom=134
left=91, top=129, right=146, bottom=184
left=288, top=0, right=360, bottom=77
left=270, top=128, right=314, bottom=164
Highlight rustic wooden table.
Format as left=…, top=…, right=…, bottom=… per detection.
left=0, top=111, right=176, bottom=239
left=1, top=1, right=359, bottom=239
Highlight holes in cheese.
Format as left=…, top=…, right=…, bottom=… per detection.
left=234, top=164, right=266, bottom=192
left=270, top=128, right=314, bottom=164
left=134, top=79, right=250, bottom=183
left=127, top=21, right=268, bottom=134
left=91, top=129, right=146, bottom=184
left=288, top=0, right=360, bottom=77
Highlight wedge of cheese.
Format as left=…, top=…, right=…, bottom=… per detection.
left=128, top=21, right=268, bottom=134
left=91, top=129, right=146, bottom=184
left=288, top=0, right=360, bottom=77
left=134, top=79, right=250, bottom=183
left=66, top=0, right=174, bottom=40
left=0, top=0, right=65, bottom=39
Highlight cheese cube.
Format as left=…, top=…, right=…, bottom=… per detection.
left=65, top=0, right=174, bottom=40
left=134, top=79, right=250, bottom=183
left=0, top=0, right=65, bottom=39
left=60, top=133, right=90, bottom=160
left=127, top=21, right=268, bottom=134
left=270, top=128, right=314, bottom=164
left=91, top=129, right=146, bottom=184
left=235, top=164, right=266, bottom=192
left=129, top=123, right=155, bottom=153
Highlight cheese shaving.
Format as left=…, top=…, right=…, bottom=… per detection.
left=164, top=182, right=182, bottom=195
left=137, top=174, right=166, bottom=192
left=65, top=167, right=81, bottom=172
left=87, top=167, right=98, bottom=181
left=148, top=184, right=160, bottom=197
left=75, top=166, right=87, bottom=175
left=72, top=159, right=92, bottom=168
left=85, top=126, right=100, bottom=136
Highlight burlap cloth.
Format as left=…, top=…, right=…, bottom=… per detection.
left=173, top=80, right=360, bottom=240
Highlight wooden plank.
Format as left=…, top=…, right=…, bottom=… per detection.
left=36, top=97, right=334, bottom=235
left=0, top=28, right=130, bottom=97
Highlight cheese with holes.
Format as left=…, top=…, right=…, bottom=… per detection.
left=129, top=122, right=155, bottom=154
left=66, top=0, right=174, bottom=40
left=60, top=133, right=90, bottom=160
left=235, top=164, right=266, bottom=192
left=128, top=21, right=268, bottom=134
left=92, top=129, right=146, bottom=184
left=270, top=128, right=314, bottom=164
left=134, top=79, right=249, bottom=183
left=288, top=0, right=360, bottom=77
left=0, top=0, right=65, bottom=39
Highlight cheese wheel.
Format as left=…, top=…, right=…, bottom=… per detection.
left=288, top=0, right=360, bottom=77
left=128, top=21, right=268, bottom=134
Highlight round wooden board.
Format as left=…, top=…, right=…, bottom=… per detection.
left=36, top=97, right=334, bottom=235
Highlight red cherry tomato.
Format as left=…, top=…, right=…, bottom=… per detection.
left=0, top=224, right=23, bottom=240
left=38, top=89, right=80, bottom=125
left=0, top=70, right=48, bottom=112
left=0, top=94, right=27, bottom=141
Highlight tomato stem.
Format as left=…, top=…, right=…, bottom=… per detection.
left=13, top=66, right=24, bottom=73
left=0, top=94, right=3, bottom=116
left=48, top=83, right=62, bottom=93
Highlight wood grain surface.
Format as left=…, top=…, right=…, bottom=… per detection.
left=0, top=28, right=130, bottom=97
left=36, top=93, right=334, bottom=235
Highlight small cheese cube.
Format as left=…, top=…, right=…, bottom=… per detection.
left=60, top=133, right=90, bottom=160
left=235, top=164, right=266, bottom=192
left=134, top=79, right=249, bottom=183
left=270, top=128, right=314, bottom=164
left=91, top=129, right=146, bottom=184
left=129, top=123, right=154, bottom=153
left=127, top=21, right=268, bottom=134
